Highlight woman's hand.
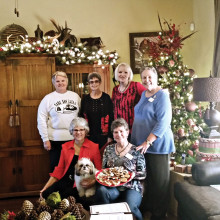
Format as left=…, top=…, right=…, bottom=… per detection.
left=43, top=140, right=51, bottom=151
left=39, top=186, right=47, bottom=199
left=39, top=176, right=58, bottom=199
left=80, top=178, right=96, bottom=189
left=136, top=141, right=151, bottom=154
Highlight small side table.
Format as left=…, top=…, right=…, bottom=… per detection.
left=168, top=168, right=192, bottom=216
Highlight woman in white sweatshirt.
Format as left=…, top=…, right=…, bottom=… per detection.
left=37, top=71, right=81, bottom=172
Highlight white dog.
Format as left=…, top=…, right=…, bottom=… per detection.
left=74, top=157, right=97, bottom=197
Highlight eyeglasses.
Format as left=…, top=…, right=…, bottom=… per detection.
left=89, top=80, right=100, bottom=84
left=73, top=129, right=85, bottom=132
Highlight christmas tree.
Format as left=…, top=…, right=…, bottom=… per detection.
left=143, top=17, right=208, bottom=163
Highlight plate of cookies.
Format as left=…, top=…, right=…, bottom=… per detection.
left=95, top=166, right=135, bottom=187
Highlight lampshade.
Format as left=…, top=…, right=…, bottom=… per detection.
left=193, top=77, right=220, bottom=102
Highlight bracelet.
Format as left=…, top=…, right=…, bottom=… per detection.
left=145, top=139, right=152, bottom=146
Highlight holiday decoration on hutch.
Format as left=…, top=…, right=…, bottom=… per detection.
left=143, top=15, right=208, bottom=163
left=0, top=19, right=118, bottom=66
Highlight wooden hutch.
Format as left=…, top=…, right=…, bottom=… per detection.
left=0, top=54, right=110, bottom=198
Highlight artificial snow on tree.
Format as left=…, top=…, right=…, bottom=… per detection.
left=143, top=16, right=208, bottom=163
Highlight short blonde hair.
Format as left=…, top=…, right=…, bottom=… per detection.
left=114, top=63, right=133, bottom=81
left=69, top=117, right=90, bottom=135
left=52, top=71, right=68, bottom=85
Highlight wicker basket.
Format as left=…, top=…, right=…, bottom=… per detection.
left=0, top=23, right=28, bottom=44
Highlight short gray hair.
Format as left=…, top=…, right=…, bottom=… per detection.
left=114, top=63, right=133, bottom=81
left=69, top=117, right=90, bottom=135
left=88, top=72, right=102, bottom=82
left=52, top=71, right=68, bottom=85
left=111, top=118, right=129, bottom=132
left=140, top=66, right=158, bottom=77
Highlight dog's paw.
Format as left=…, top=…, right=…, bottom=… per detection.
left=85, top=188, right=95, bottom=197
left=79, top=191, right=85, bottom=197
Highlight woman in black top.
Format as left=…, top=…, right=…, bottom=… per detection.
left=80, top=72, right=114, bottom=149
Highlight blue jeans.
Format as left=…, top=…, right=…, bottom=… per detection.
left=95, top=185, right=143, bottom=220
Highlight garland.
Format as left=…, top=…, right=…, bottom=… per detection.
left=0, top=35, right=119, bottom=66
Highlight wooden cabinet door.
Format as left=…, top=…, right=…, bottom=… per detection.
left=10, top=56, right=55, bottom=147
left=0, top=61, right=16, bottom=149
left=0, top=150, right=17, bottom=195
left=17, top=147, right=50, bottom=192
left=9, top=56, right=54, bottom=191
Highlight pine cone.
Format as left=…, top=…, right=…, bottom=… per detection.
left=36, top=203, right=53, bottom=214
left=59, top=198, right=70, bottom=211
left=76, top=203, right=83, bottom=211
left=67, top=196, right=76, bottom=205
left=35, top=198, right=46, bottom=207
left=51, top=209, right=64, bottom=220
left=38, top=211, right=51, bottom=220
left=14, top=211, right=26, bottom=220
left=22, top=200, right=34, bottom=216
left=26, top=210, right=38, bottom=220
left=66, top=204, right=74, bottom=213
left=72, top=205, right=82, bottom=219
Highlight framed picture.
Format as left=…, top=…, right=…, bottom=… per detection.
left=129, top=32, right=159, bottom=73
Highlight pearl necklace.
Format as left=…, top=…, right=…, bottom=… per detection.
left=116, top=142, right=129, bottom=156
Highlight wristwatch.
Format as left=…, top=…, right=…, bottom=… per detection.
left=145, top=139, right=152, bottom=146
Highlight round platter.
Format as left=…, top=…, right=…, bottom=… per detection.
left=95, top=167, right=135, bottom=187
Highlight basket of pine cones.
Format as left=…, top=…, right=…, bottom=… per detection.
left=0, top=192, right=86, bottom=220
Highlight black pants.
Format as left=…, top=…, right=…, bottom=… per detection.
left=42, top=177, right=97, bottom=210
left=141, top=153, right=170, bottom=219
left=49, top=140, right=71, bottom=172
left=42, top=176, right=75, bottom=199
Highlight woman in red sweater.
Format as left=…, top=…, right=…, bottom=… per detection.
left=112, top=63, right=146, bottom=138
left=40, top=117, right=102, bottom=200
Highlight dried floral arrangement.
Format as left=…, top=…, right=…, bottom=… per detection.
left=146, top=15, right=196, bottom=62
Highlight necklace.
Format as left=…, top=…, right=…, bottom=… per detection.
left=116, top=142, right=129, bottom=156
left=118, top=82, right=129, bottom=93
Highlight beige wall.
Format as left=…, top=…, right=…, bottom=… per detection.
left=191, top=0, right=215, bottom=78
left=0, top=0, right=214, bottom=91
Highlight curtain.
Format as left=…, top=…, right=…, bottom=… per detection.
left=213, top=0, right=220, bottom=77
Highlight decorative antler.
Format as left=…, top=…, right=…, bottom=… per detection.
left=45, top=33, right=61, bottom=43
left=7, top=34, right=13, bottom=44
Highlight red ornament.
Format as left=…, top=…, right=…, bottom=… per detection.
left=192, top=140, right=199, bottom=150
left=175, top=80, right=180, bottom=85
left=177, top=128, right=185, bottom=137
left=186, top=118, right=194, bottom=127
left=169, top=60, right=175, bottom=67
left=185, top=102, right=197, bottom=112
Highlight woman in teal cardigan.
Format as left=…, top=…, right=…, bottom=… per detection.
left=131, top=66, right=175, bottom=220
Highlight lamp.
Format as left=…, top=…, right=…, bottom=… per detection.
left=193, top=76, right=220, bottom=138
